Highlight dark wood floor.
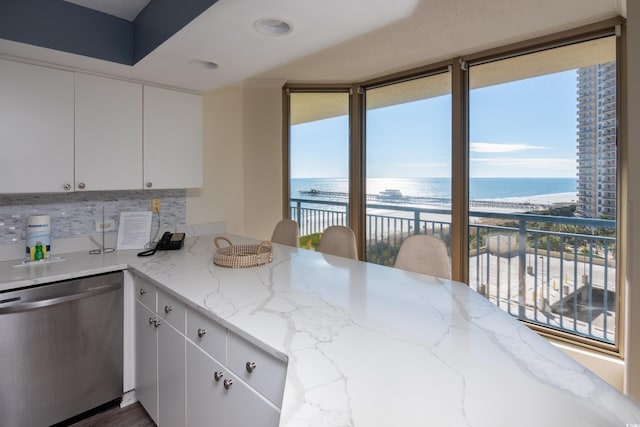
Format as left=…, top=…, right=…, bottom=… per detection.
left=68, top=402, right=155, bottom=427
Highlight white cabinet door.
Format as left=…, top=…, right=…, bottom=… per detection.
left=135, top=301, right=158, bottom=424
left=187, top=342, right=280, bottom=427
left=75, top=74, right=142, bottom=191
left=186, top=341, right=226, bottom=427
left=0, top=59, right=74, bottom=193
left=143, top=86, right=202, bottom=190
left=157, top=313, right=186, bottom=427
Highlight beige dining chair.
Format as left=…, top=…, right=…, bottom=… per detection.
left=271, top=219, right=299, bottom=247
left=394, top=234, right=451, bottom=279
left=316, top=225, right=358, bottom=260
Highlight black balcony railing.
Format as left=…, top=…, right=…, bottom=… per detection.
left=290, top=198, right=617, bottom=345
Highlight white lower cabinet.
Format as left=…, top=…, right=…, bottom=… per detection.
left=158, top=319, right=186, bottom=427
left=135, top=286, right=186, bottom=427
left=187, top=342, right=281, bottom=427
left=134, top=280, right=285, bottom=427
left=135, top=301, right=159, bottom=424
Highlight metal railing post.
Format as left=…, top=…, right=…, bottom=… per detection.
left=518, top=219, right=527, bottom=318
left=414, top=211, right=420, bottom=235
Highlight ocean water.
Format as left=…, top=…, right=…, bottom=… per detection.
left=291, top=177, right=576, bottom=200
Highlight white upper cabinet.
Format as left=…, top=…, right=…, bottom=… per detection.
left=0, top=59, right=74, bottom=193
left=0, top=60, right=202, bottom=193
left=143, top=86, right=203, bottom=190
left=75, top=74, right=142, bottom=191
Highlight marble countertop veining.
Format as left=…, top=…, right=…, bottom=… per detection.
left=2, top=234, right=640, bottom=426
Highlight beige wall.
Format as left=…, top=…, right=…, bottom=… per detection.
left=625, top=0, right=640, bottom=401
left=242, top=84, right=284, bottom=241
left=186, top=86, right=246, bottom=235
left=187, top=83, right=283, bottom=240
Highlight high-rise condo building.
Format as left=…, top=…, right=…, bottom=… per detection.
left=576, top=62, right=617, bottom=219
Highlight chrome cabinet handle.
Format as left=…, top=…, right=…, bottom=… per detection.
left=197, top=328, right=206, bottom=338
left=214, top=371, right=223, bottom=382
left=154, top=320, right=161, bottom=328
left=149, top=317, right=155, bottom=325
left=246, top=362, right=256, bottom=373
left=164, top=305, right=172, bottom=314
left=63, top=183, right=71, bottom=191
left=146, top=182, right=152, bottom=188
left=223, top=379, right=233, bottom=390
left=140, top=289, right=147, bottom=295
left=77, top=182, right=85, bottom=189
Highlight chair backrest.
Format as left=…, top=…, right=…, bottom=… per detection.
left=271, top=219, right=299, bottom=247
left=316, top=226, right=358, bottom=260
left=394, top=234, right=450, bottom=279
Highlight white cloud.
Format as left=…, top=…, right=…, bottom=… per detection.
left=398, top=162, right=448, bottom=168
left=471, top=157, right=575, bottom=170
left=470, top=142, right=544, bottom=153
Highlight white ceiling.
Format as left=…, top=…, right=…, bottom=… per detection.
left=0, top=0, right=626, bottom=94
left=63, top=0, right=151, bottom=21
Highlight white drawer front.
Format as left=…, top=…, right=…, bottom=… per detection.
left=158, top=290, right=185, bottom=333
left=227, top=332, right=287, bottom=408
left=135, top=280, right=156, bottom=311
left=187, top=308, right=227, bottom=363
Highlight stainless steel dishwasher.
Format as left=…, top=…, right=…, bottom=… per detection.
left=0, top=271, right=123, bottom=427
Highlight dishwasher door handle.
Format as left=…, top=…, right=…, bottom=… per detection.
left=0, top=282, right=121, bottom=315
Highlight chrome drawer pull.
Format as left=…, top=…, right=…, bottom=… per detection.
left=140, top=289, right=147, bottom=295
left=164, top=305, right=173, bottom=314
left=148, top=317, right=155, bottom=325
left=197, top=328, right=206, bottom=338
left=214, top=371, right=223, bottom=382
left=154, top=320, right=161, bottom=328
left=223, top=379, right=233, bottom=390
left=246, top=362, right=256, bottom=373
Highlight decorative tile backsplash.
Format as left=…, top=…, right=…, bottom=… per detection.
left=0, top=190, right=186, bottom=245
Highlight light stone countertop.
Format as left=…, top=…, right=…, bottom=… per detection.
left=2, top=234, right=640, bottom=426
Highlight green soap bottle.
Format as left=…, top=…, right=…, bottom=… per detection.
left=34, top=242, right=44, bottom=261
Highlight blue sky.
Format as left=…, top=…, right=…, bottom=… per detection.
left=290, top=69, right=579, bottom=179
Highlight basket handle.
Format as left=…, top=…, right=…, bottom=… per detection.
left=257, top=240, right=272, bottom=255
left=214, top=236, right=233, bottom=249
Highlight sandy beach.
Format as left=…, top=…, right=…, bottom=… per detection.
left=501, top=191, right=577, bottom=206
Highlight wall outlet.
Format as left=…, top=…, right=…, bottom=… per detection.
left=152, top=199, right=161, bottom=213
left=95, top=219, right=116, bottom=232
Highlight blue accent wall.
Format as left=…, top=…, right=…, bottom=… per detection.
left=0, top=0, right=133, bottom=64
left=0, top=0, right=219, bottom=66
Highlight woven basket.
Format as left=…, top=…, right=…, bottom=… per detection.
left=213, top=236, right=273, bottom=268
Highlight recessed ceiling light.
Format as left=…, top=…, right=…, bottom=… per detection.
left=188, top=59, right=219, bottom=70
left=254, top=18, right=292, bottom=36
